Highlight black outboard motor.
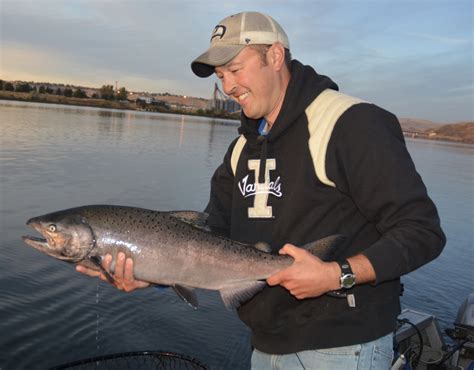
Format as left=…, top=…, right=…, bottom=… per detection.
left=446, top=293, right=474, bottom=369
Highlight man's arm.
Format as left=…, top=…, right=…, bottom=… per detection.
left=266, top=245, right=376, bottom=299
left=204, top=138, right=239, bottom=236
left=327, top=105, right=445, bottom=283
left=269, top=105, right=445, bottom=297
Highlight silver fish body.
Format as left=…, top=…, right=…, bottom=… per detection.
left=23, top=205, right=345, bottom=309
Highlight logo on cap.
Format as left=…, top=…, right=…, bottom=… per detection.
left=211, top=25, right=226, bottom=41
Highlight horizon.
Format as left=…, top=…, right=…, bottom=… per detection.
left=1, top=0, right=473, bottom=122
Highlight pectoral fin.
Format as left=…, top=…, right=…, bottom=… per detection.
left=172, top=285, right=199, bottom=309
left=89, top=255, right=115, bottom=284
left=219, top=281, right=267, bottom=310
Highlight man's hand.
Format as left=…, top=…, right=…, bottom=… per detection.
left=76, top=252, right=150, bottom=292
left=266, top=244, right=341, bottom=299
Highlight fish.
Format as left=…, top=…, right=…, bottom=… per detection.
left=22, top=205, right=346, bottom=309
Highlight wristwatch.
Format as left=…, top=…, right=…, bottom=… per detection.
left=337, top=260, right=356, bottom=289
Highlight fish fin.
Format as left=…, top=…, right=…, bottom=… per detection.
left=172, top=285, right=199, bottom=309
left=302, top=234, right=348, bottom=261
left=89, top=255, right=115, bottom=284
left=220, top=281, right=267, bottom=310
left=169, top=211, right=210, bottom=231
left=253, top=242, right=272, bottom=253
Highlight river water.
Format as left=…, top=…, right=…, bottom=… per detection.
left=0, top=101, right=472, bottom=369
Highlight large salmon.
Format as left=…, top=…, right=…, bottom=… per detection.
left=22, top=205, right=345, bottom=309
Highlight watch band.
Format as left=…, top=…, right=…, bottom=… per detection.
left=337, top=259, right=356, bottom=289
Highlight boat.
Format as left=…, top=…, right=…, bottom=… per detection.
left=392, top=293, right=474, bottom=370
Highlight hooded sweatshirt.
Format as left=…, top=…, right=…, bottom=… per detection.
left=205, top=60, right=445, bottom=354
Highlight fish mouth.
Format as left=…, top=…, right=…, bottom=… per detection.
left=22, top=233, right=53, bottom=253
left=22, top=221, right=72, bottom=261
left=22, top=234, right=73, bottom=261
left=23, top=219, right=50, bottom=251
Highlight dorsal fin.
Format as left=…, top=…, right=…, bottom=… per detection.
left=168, top=211, right=210, bottom=231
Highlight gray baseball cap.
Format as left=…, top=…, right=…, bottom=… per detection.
left=191, top=11, right=289, bottom=78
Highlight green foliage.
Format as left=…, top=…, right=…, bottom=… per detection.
left=5, top=82, right=14, bottom=91
left=100, top=85, right=115, bottom=100
left=116, top=87, right=128, bottom=101
left=0, top=80, right=4, bottom=90
left=38, top=85, right=46, bottom=94
left=63, top=86, right=73, bottom=97
left=15, top=83, right=32, bottom=93
left=73, top=88, right=87, bottom=98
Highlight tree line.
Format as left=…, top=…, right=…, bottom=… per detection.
left=0, top=80, right=129, bottom=101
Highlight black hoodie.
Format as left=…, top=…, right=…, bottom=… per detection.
left=205, top=60, right=445, bottom=354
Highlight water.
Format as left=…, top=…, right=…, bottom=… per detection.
left=0, top=101, right=472, bottom=369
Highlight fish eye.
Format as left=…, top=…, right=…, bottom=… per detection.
left=48, top=224, right=57, bottom=232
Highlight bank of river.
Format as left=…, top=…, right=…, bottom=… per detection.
left=0, top=91, right=240, bottom=120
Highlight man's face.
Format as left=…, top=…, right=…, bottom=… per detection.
left=215, top=46, right=281, bottom=120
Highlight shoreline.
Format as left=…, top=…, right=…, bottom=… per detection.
left=1, top=92, right=471, bottom=145
left=0, top=91, right=240, bottom=121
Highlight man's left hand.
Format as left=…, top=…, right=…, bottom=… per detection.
left=266, top=244, right=341, bottom=299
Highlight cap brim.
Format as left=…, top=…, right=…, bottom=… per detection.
left=191, top=44, right=246, bottom=78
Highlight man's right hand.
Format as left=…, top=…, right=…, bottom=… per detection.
left=76, top=252, right=150, bottom=292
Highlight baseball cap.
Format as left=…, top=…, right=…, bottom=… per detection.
left=191, top=11, right=289, bottom=78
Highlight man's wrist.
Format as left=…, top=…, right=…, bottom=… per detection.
left=329, top=262, right=343, bottom=291
left=337, top=259, right=356, bottom=289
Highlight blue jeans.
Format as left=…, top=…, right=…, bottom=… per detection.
left=251, top=333, right=394, bottom=370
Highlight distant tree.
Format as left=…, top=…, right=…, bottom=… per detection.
left=100, top=85, right=115, bottom=100
left=92, top=93, right=99, bottom=99
left=55, top=88, right=62, bottom=95
left=45, top=86, right=54, bottom=94
left=15, top=83, right=32, bottom=93
left=116, top=87, right=128, bottom=101
left=63, top=87, right=73, bottom=97
left=0, top=80, right=4, bottom=90
left=73, top=88, right=87, bottom=98
left=5, top=82, right=14, bottom=91
left=38, top=85, right=46, bottom=94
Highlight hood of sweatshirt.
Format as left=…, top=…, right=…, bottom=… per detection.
left=238, top=59, right=338, bottom=145
left=237, top=60, right=338, bottom=183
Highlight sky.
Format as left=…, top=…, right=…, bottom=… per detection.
left=1, top=0, right=472, bottom=122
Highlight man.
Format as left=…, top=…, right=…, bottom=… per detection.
left=78, top=11, right=445, bottom=369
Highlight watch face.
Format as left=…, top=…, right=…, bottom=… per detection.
left=341, top=274, right=356, bottom=289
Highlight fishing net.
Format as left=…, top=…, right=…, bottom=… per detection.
left=51, top=351, right=208, bottom=370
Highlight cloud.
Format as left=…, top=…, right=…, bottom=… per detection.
left=1, top=0, right=472, bottom=121
left=405, top=32, right=471, bottom=45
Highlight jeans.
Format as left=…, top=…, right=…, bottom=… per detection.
left=251, top=333, right=394, bottom=370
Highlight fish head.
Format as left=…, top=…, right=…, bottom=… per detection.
left=22, top=210, right=95, bottom=262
